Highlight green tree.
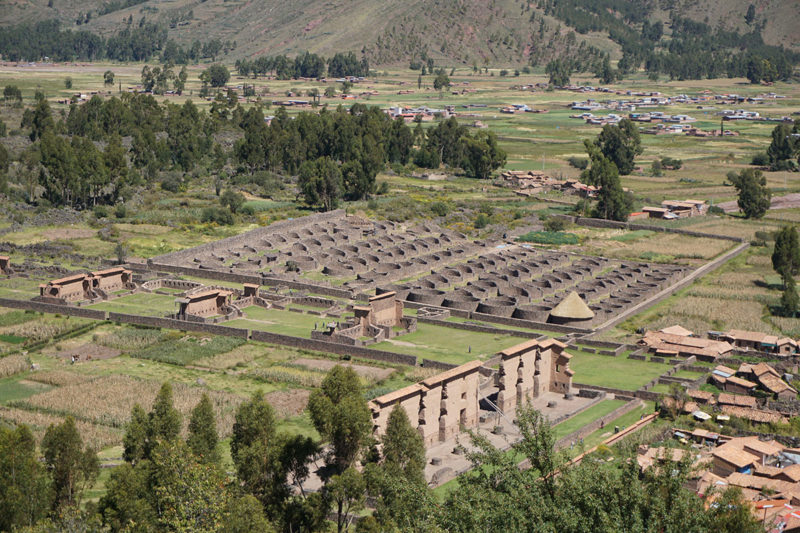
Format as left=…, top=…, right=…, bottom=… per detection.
left=203, top=64, right=230, bottom=88
left=583, top=140, right=632, bottom=221
left=98, top=462, right=155, bottom=531
left=222, top=495, right=275, bottom=533
left=39, top=130, right=78, bottom=206
left=220, top=189, right=245, bottom=214
left=41, top=416, right=99, bottom=509
left=745, top=4, right=756, bottom=25
left=766, top=123, right=798, bottom=171
left=103, top=70, right=115, bottom=86
left=433, top=73, right=450, bottom=90
left=596, top=56, right=616, bottom=84
left=64, top=77, right=72, bottom=89
left=187, top=393, right=220, bottom=464
left=729, top=168, right=771, bottom=219
left=29, top=97, right=54, bottom=141
left=230, top=393, right=290, bottom=517
left=706, top=486, right=763, bottom=533
left=594, top=118, right=642, bottom=175
left=772, top=225, right=800, bottom=284
left=298, top=156, right=342, bottom=211
left=381, top=406, right=426, bottom=483
left=325, top=467, right=365, bottom=533
left=150, top=440, right=228, bottom=532
left=460, top=130, right=506, bottom=179
left=781, top=277, right=799, bottom=317
left=147, top=383, right=182, bottom=454
left=0, top=425, right=52, bottom=531
left=123, top=403, right=149, bottom=465
left=308, top=365, right=372, bottom=473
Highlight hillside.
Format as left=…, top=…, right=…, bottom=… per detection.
left=1, top=0, right=798, bottom=65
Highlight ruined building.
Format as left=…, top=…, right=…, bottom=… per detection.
left=368, top=338, right=574, bottom=448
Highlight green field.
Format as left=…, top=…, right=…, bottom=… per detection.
left=553, top=399, right=627, bottom=441
left=227, top=306, right=325, bottom=338
left=569, top=351, right=671, bottom=391
left=373, top=322, right=526, bottom=365
left=88, top=292, right=178, bottom=316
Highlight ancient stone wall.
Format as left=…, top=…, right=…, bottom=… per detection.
left=496, top=339, right=573, bottom=413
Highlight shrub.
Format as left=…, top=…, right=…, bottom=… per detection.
left=517, top=231, right=579, bottom=245
left=474, top=213, right=490, bottom=229
left=543, top=217, right=567, bottom=232
left=201, top=207, right=234, bottom=225
left=708, top=205, right=725, bottom=215
left=660, top=157, right=683, bottom=170
left=93, top=205, right=109, bottom=219
left=114, top=203, right=127, bottom=219
left=430, top=201, right=449, bottom=217
left=567, top=156, right=589, bottom=170
left=751, top=152, right=769, bottom=166
left=160, top=174, right=182, bottom=193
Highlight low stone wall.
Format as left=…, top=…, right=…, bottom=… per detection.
left=416, top=316, right=536, bottom=339
left=422, top=359, right=458, bottom=370
left=573, top=383, right=640, bottom=396
left=0, top=297, right=418, bottom=367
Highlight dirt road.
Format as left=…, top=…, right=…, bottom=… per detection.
left=717, top=193, right=800, bottom=213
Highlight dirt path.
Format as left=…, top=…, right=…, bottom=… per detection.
left=717, top=193, right=800, bottom=213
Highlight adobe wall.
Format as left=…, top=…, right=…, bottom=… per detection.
left=370, top=360, right=483, bottom=447
left=496, top=343, right=573, bottom=413
left=416, top=316, right=539, bottom=339
left=0, top=298, right=418, bottom=367
left=149, top=209, right=347, bottom=265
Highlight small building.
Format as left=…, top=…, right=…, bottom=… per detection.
left=88, top=267, right=133, bottom=294
left=717, top=393, right=757, bottom=409
left=175, top=289, right=232, bottom=319
left=723, top=376, right=757, bottom=395
left=547, top=291, right=594, bottom=326
left=39, top=274, right=91, bottom=302
left=713, top=446, right=759, bottom=476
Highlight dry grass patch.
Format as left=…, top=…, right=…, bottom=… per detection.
left=0, top=406, right=122, bottom=450
left=194, top=343, right=260, bottom=370
left=27, top=370, right=92, bottom=387
left=291, top=358, right=395, bottom=381
left=16, top=375, right=245, bottom=437
left=0, top=355, right=29, bottom=378
left=264, top=389, right=311, bottom=418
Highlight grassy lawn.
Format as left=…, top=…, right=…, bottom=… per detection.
left=373, top=322, right=525, bottom=365
left=88, top=292, right=178, bottom=316
left=672, top=369, right=706, bottom=380
left=227, top=306, right=324, bottom=338
left=569, top=351, right=671, bottom=391
left=0, top=375, right=53, bottom=404
left=552, top=399, right=627, bottom=441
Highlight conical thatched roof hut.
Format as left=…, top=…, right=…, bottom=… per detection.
left=548, top=291, right=594, bottom=325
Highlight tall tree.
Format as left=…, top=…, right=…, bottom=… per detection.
left=187, top=393, right=220, bottom=464
left=781, top=277, right=799, bottom=318
left=147, top=382, right=182, bottom=456
left=0, top=425, right=52, bottom=530
left=308, top=365, right=372, bottom=473
left=298, top=156, right=342, bottom=211
left=594, top=118, right=642, bottom=175
left=772, top=225, right=800, bottom=285
left=230, top=393, right=290, bottom=517
left=728, top=168, right=771, bottom=219
left=582, top=140, right=632, bottom=221
left=325, top=467, right=365, bottom=533
left=122, top=403, right=149, bottom=465
left=381, top=406, right=425, bottom=483
left=766, top=123, right=798, bottom=171
left=41, top=416, right=99, bottom=509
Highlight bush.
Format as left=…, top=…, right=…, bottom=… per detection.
left=201, top=207, right=234, bottom=225
left=660, top=157, right=683, bottom=170
left=751, top=152, right=770, bottom=166
left=543, top=217, right=567, bottom=232
left=517, top=231, right=579, bottom=245
left=430, top=201, right=449, bottom=217
left=708, top=205, right=725, bottom=215
left=754, top=230, right=776, bottom=242
left=474, top=213, right=490, bottom=229
left=567, top=156, right=589, bottom=170
left=160, top=174, right=182, bottom=193
left=93, top=205, right=109, bottom=219
left=114, top=203, right=127, bottom=219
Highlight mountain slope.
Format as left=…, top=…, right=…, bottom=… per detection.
left=1, top=0, right=797, bottom=65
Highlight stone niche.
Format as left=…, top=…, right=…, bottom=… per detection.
left=496, top=338, right=574, bottom=414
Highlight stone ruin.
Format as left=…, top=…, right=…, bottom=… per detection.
left=174, top=288, right=236, bottom=322
left=37, top=267, right=134, bottom=304
left=148, top=210, right=692, bottom=328
left=312, top=291, right=416, bottom=346
left=0, top=256, right=12, bottom=275
left=369, top=338, right=574, bottom=447
left=495, top=338, right=573, bottom=413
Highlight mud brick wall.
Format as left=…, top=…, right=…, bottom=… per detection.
left=554, top=215, right=746, bottom=243
left=0, top=298, right=107, bottom=320
left=149, top=209, right=347, bottom=265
